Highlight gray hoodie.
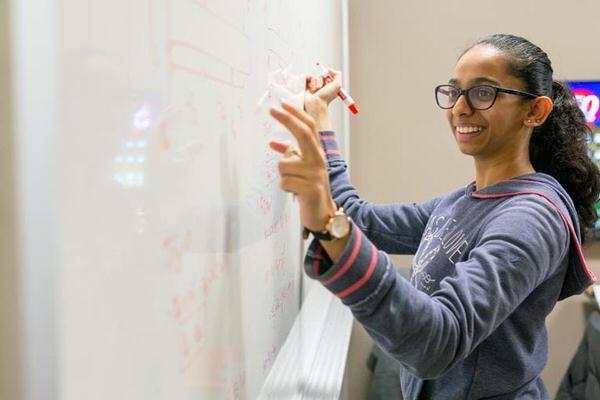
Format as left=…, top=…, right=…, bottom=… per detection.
left=304, top=131, right=596, bottom=399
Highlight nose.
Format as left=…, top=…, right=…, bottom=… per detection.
left=452, top=93, right=474, bottom=117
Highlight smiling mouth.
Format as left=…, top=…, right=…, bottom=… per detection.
left=454, top=126, right=484, bottom=141
left=455, top=126, right=484, bottom=134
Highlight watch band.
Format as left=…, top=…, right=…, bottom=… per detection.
left=302, top=227, right=333, bottom=241
left=302, top=207, right=350, bottom=241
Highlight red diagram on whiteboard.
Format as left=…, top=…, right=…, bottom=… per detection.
left=164, top=0, right=252, bottom=88
left=148, top=0, right=256, bottom=150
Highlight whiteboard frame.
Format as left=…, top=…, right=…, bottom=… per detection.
left=11, top=0, right=59, bottom=399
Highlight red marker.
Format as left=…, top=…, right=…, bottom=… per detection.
left=316, top=62, right=359, bottom=115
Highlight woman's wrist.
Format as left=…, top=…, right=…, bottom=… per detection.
left=306, top=102, right=332, bottom=131
left=313, top=107, right=332, bottom=131
left=315, top=114, right=332, bottom=131
left=319, top=223, right=351, bottom=264
left=312, top=199, right=350, bottom=264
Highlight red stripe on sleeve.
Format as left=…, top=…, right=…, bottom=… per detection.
left=325, top=149, right=341, bottom=155
left=313, top=244, right=324, bottom=276
left=336, top=243, right=378, bottom=299
left=322, top=229, right=363, bottom=285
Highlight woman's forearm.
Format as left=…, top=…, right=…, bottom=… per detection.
left=318, top=234, right=351, bottom=264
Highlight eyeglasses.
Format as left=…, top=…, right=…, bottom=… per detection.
left=434, top=84, right=538, bottom=111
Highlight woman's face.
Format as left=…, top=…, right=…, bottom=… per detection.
left=446, top=45, right=532, bottom=161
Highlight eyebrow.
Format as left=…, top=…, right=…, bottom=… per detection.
left=448, top=77, right=500, bottom=86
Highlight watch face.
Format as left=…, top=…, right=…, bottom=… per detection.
left=330, top=215, right=350, bottom=238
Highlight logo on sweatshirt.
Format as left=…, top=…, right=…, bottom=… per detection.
left=411, top=215, right=470, bottom=293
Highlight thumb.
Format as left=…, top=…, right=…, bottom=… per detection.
left=316, top=69, right=342, bottom=101
left=306, top=75, right=324, bottom=93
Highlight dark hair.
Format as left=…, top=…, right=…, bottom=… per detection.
left=462, top=34, right=600, bottom=244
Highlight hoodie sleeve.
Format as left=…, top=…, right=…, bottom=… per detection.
left=320, top=131, right=439, bottom=255
left=305, top=194, right=570, bottom=379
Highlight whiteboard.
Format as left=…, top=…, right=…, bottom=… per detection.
left=10, top=0, right=345, bottom=399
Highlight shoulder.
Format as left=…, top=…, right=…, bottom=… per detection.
left=477, top=193, right=570, bottom=256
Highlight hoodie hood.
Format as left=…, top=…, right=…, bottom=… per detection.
left=467, top=172, right=596, bottom=300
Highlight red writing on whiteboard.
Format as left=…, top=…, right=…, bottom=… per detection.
left=190, top=0, right=249, bottom=39
left=259, top=193, right=273, bottom=215
left=217, top=94, right=227, bottom=122
left=262, top=119, right=274, bottom=136
left=168, top=39, right=250, bottom=89
left=225, top=370, right=246, bottom=400
left=178, top=323, right=204, bottom=361
left=264, top=210, right=290, bottom=239
left=270, top=279, right=295, bottom=321
left=171, top=258, right=226, bottom=325
left=180, top=348, right=241, bottom=384
left=162, top=230, right=193, bottom=272
left=179, top=326, right=205, bottom=372
left=261, top=345, right=278, bottom=376
left=264, top=243, right=287, bottom=286
left=263, top=161, right=278, bottom=187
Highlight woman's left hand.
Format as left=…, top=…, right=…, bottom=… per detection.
left=268, top=100, right=337, bottom=233
left=304, top=68, right=342, bottom=131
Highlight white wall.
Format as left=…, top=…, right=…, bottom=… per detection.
left=345, top=1, right=600, bottom=398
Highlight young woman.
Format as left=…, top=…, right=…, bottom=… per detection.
left=268, top=34, right=600, bottom=399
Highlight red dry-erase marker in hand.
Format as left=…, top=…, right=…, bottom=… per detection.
left=316, top=62, right=359, bottom=115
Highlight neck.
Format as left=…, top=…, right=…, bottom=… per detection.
left=473, top=155, right=535, bottom=191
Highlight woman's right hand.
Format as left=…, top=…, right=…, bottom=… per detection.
left=304, top=68, right=343, bottom=131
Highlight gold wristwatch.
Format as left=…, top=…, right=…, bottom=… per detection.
left=303, top=207, right=351, bottom=241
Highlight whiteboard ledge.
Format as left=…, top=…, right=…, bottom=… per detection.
left=258, top=284, right=353, bottom=400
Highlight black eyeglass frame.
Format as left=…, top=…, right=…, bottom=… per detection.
left=434, top=84, right=538, bottom=111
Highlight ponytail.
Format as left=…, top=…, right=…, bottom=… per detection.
left=530, top=81, right=600, bottom=244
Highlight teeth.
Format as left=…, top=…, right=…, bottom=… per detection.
left=456, top=126, right=483, bottom=134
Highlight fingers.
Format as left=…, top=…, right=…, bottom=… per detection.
left=269, top=104, right=323, bottom=164
left=327, top=68, right=342, bottom=82
left=269, top=139, right=291, bottom=154
left=307, top=69, right=342, bottom=95
left=270, top=140, right=306, bottom=163
left=306, top=75, right=325, bottom=93
left=279, top=175, right=313, bottom=197
left=278, top=154, right=313, bottom=177
left=269, top=141, right=316, bottom=191
left=269, top=140, right=323, bottom=186
left=317, top=69, right=342, bottom=99
left=280, top=100, right=318, bottom=132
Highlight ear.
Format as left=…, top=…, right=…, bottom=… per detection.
left=524, top=96, right=553, bottom=128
